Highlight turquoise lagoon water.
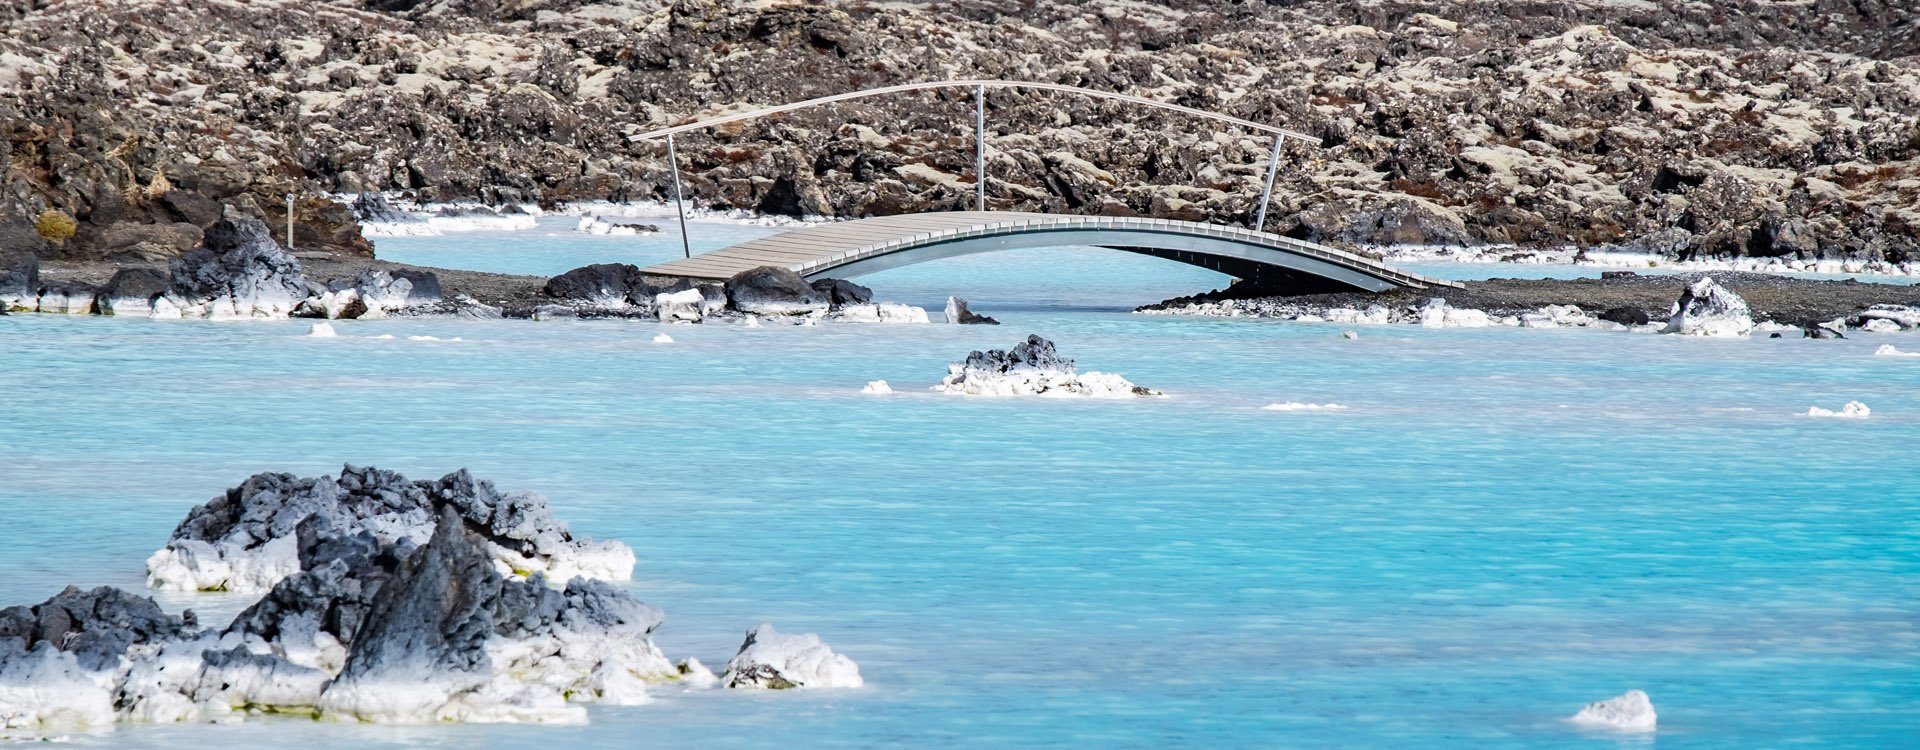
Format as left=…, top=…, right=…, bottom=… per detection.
left=2, top=220, right=1918, bottom=747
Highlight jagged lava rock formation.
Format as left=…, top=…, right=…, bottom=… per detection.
left=147, top=465, right=635, bottom=593
left=2, top=467, right=863, bottom=736
left=938, top=334, right=1160, bottom=398
left=3, top=1, right=1916, bottom=266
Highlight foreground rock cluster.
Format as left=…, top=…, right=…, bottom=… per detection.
left=2, top=1, right=1914, bottom=269
left=0, top=467, right=859, bottom=737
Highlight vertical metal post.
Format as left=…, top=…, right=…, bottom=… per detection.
left=284, top=193, right=294, bottom=249
left=974, top=84, right=986, bottom=212
left=1253, top=133, right=1285, bottom=233
left=665, top=134, right=692, bottom=259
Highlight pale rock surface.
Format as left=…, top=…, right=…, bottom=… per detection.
left=861, top=380, right=893, bottom=395
left=1570, top=689, right=1657, bottom=732
left=833, top=302, right=930, bottom=324
left=1874, top=344, right=1919, bottom=357
left=1806, top=401, right=1871, bottom=419
left=936, top=335, right=1160, bottom=398
left=721, top=624, right=862, bottom=689
left=1663, top=277, right=1753, bottom=337
left=655, top=288, right=706, bottom=323
left=1417, top=298, right=1492, bottom=328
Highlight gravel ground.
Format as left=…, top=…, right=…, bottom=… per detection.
left=1144, top=271, right=1920, bottom=327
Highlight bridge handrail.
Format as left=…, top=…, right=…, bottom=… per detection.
left=628, top=79, right=1316, bottom=143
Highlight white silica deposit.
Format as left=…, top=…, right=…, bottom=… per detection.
left=936, top=335, right=1160, bottom=398
left=1873, top=344, right=1919, bottom=357
left=720, top=624, right=862, bottom=689
left=1806, top=401, right=1871, bottom=419
left=861, top=380, right=894, bottom=395
left=308, top=322, right=338, bottom=337
left=1262, top=402, right=1349, bottom=412
left=653, top=333, right=674, bottom=344
left=1664, top=276, right=1754, bottom=337
left=1569, top=689, right=1657, bottom=732
left=145, top=466, right=636, bottom=593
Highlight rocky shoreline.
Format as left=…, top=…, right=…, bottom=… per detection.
left=1141, top=271, right=1920, bottom=335
left=4, top=1, right=1917, bottom=278
left=0, top=466, right=860, bottom=736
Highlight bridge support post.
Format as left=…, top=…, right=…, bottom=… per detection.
left=974, top=84, right=987, bottom=211
left=666, top=133, right=692, bottom=259
left=1253, top=133, right=1285, bottom=233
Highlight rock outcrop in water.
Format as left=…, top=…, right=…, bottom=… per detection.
left=1, top=468, right=862, bottom=736
left=1663, top=277, right=1755, bottom=337
left=155, top=207, right=312, bottom=319
left=938, top=334, right=1160, bottom=398
left=146, top=465, right=635, bottom=593
left=945, top=297, right=1000, bottom=325
left=1570, top=689, right=1657, bottom=732
left=720, top=624, right=863, bottom=690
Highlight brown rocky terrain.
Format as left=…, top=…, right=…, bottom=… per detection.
left=2, top=0, right=1918, bottom=273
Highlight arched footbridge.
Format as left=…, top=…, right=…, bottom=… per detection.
left=631, top=80, right=1456, bottom=292
left=639, top=211, right=1455, bottom=292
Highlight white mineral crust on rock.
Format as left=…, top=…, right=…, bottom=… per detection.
left=1806, top=401, right=1871, bottom=419
left=861, top=380, right=894, bottom=395
left=1663, top=277, right=1753, bottom=336
left=936, top=335, right=1159, bottom=398
left=1570, top=689, right=1657, bottom=732
left=720, top=624, right=862, bottom=689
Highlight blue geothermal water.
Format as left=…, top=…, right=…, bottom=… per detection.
left=1, top=218, right=1916, bottom=748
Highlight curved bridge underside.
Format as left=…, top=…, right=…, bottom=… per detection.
left=641, top=212, right=1458, bottom=292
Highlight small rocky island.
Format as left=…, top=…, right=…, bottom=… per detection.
left=0, top=466, right=860, bottom=737
left=938, top=335, right=1161, bottom=398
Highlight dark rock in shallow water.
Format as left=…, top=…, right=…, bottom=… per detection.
left=543, top=263, right=654, bottom=307
left=163, top=206, right=309, bottom=318
left=315, top=506, right=672, bottom=722
left=94, top=268, right=172, bottom=316
left=1599, top=306, right=1650, bottom=326
left=147, top=464, right=633, bottom=593
left=0, top=586, right=187, bottom=671
left=810, top=278, right=872, bottom=307
left=1805, top=324, right=1847, bottom=339
left=726, top=265, right=829, bottom=316
left=0, top=255, right=37, bottom=312
left=937, top=334, right=1161, bottom=397
left=945, top=296, right=1000, bottom=324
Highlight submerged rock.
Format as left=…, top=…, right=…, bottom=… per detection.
left=1663, top=277, right=1753, bottom=336
left=1806, top=401, right=1871, bottom=419
left=146, top=465, right=635, bottom=593
left=937, top=334, right=1160, bottom=398
left=1570, top=689, right=1657, bottom=732
left=725, top=266, right=828, bottom=316
left=162, top=207, right=310, bottom=319
left=720, top=624, right=862, bottom=690
left=831, top=302, right=929, bottom=324
left=945, top=296, right=1000, bottom=325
